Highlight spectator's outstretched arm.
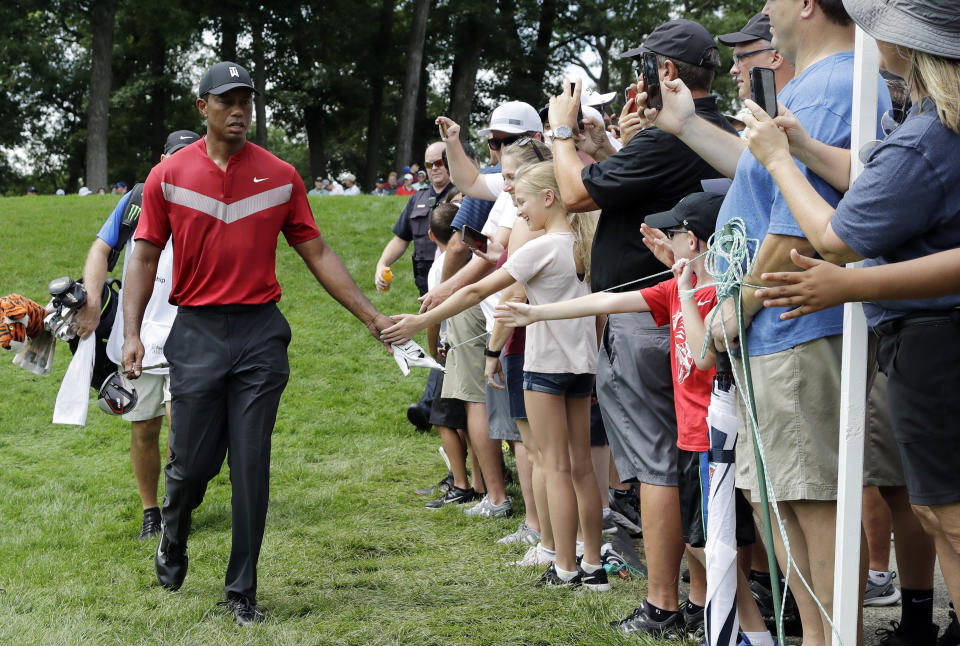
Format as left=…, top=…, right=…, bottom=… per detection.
left=294, top=236, right=394, bottom=346
left=121, top=240, right=162, bottom=377
left=642, top=77, right=745, bottom=179
left=375, top=236, right=410, bottom=291
left=549, top=80, right=598, bottom=212
left=756, top=248, right=960, bottom=320
left=75, top=238, right=112, bottom=339
left=741, top=103, right=859, bottom=265
left=437, top=116, right=498, bottom=201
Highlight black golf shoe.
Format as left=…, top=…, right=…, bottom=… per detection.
left=155, top=529, right=187, bottom=591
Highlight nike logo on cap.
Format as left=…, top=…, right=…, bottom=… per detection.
left=179, top=135, right=192, bottom=140
left=253, top=177, right=269, bottom=183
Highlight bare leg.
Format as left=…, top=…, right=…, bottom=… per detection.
left=131, top=417, right=163, bottom=509
left=881, top=487, right=935, bottom=590
left=438, top=425, right=469, bottom=489
left=640, top=482, right=684, bottom=611
left=863, top=485, right=893, bottom=572
left=525, top=390, right=579, bottom=572
left=516, top=418, right=546, bottom=540
left=686, top=546, right=707, bottom=606
left=565, top=396, right=603, bottom=566
left=512, top=425, right=539, bottom=533
left=591, top=444, right=611, bottom=513
left=461, top=430, right=485, bottom=494
left=465, top=402, right=505, bottom=504
left=610, top=457, right=630, bottom=491
left=913, top=504, right=960, bottom=606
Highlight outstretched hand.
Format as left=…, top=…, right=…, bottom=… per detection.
left=435, top=116, right=461, bottom=142
left=548, top=78, right=582, bottom=131
left=380, top=313, right=423, bottom=345
left=367, top=313, right=396, bottom=350
left=755, top=249, right=850, bottom=320
left=494, top=301, right=537, bottom=328
left=742, top=99, right=792, bottom=168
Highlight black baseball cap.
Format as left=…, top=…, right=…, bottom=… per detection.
left=198, top=61, right=256, bottom=98
left=164, top=130, right=201, bottom=155
left=622, top=19, right=720, bottom=69
left=644, top=192, right=725, bottom=242
left=717, top=13, right=773, bottom=46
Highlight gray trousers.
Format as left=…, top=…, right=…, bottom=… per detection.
left=162, top=302, right=291, bottom=602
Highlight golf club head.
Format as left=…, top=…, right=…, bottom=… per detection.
left=97, top=371, right=139, bottom=415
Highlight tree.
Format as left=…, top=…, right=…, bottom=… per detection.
left=394, top=0, right=429, bottom=170
left=362, top=0, right=396, bottom=189
left=84, top=0, right=116, bottom=192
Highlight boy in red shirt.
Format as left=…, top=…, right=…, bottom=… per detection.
left=498, top=193, right=773, bottom=644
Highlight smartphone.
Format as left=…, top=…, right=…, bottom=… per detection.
left=563, top=81, right=586, bottom=131
left=642, top=52, right=662, bottom=111
left=439, top=120, right=449, bottom=139
left=750, top=67, right=778, bottom=117
left=461, top=225, right=487, bottom=253
left=624, top=87, right=638, bottom=114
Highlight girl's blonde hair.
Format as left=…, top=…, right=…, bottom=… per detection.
left=514, top=161, right=596, bottom=282
left=906, top=49, right=960, bottom=133
left=502, top=138, right=553, bottom=166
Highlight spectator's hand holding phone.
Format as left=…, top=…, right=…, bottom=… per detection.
left=435, top=116, right=460, bottom=142
left=548, top=78, right=583, bottom=133
left=742, top=98, right=792, bottom=169
left=618, top=85, right=645, bottom=147
left=640, top=75, right=697, bottom=137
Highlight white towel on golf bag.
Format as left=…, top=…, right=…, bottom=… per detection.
left=53, top=334, right=95, bottom=426
left=391, top=339, right=444, bottom=376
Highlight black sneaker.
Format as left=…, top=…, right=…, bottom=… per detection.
left=749, top=570, right=802, bottom=636
left=415, top=471, right=454, bottom=497
left=139, top=508, right=161, bottom=541
left=580, top=566, right=611, bottom=591
left=536, top=564, right=582, bottom=588
left=155, top=528, right=187, bottom=591
left=609, top=600, right=685, bottom=637
left=873, top=620, right=938, bottom=646
left=425, top=485, right=479, bottom=509
left=218, top=595, right=265, bottom=626
left=608, top=487, right=642, bottom=536
left=940, top=607, right=960, bottom=646
left=681, top=600, right=705, bottom=641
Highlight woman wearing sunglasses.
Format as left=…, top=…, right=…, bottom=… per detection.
left=743, top=4, right=960, bottom=642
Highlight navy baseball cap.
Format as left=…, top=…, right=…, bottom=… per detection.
left=717, top=14, right=773, bottom=46
left=622, top=19, right=720, bottom=69
left=644, top=192, right=725, bottom=242
left=198, top=61, right=256, bottom=98
left=113, top=181, right=127, bottom=189
left=164, top=130, right=201, bottom=155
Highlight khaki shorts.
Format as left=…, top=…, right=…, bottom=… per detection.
left=441, top=305, right=486, bottom=403
left=735, top=335, right=842, bottom=502
left=122, top=371, right=171, bottom=422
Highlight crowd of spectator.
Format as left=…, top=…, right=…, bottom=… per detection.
left=370, top=2, right=960, bottom=646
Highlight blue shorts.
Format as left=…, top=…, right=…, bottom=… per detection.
left=523, top=370, right=594, bottom=398
left=502, top=353, right=527, bottom=420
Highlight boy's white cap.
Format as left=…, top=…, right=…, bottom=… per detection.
left=478, top=101, right=543, bottom=136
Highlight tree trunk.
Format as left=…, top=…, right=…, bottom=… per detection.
left=149, top=40, right=168, bottom=164
left=529, top=0, right=557, bottom=94
left=412, top=51, right=428, bottom=162
left=363, top=0, right=395, bottom=189
left=252, top=17, right=267, bottom=148
left=394, top=0, right=430, bottom=171
left=221, top=13, right=239, bottom=62
left=597, top=37, right=611, bottom=93
left=303, top=103, right=327, bottom=182
left=448, top=15, right=485, bottom=133
left=84, top=0, right=115, bottom=192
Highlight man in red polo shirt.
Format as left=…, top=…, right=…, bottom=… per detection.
left=121, top=61, right=393, bottom=626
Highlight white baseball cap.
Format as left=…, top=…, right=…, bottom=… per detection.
left=478, top=101, right=543, bottom=136
left=581, top=89, right=616, bottom=108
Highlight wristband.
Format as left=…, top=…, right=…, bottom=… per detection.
left=678, top=288, right=696, bottom=303
left=484, top=347, right=501, bottom=358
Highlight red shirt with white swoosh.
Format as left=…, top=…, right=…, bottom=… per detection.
left=136, top=137, right=321, bottom=306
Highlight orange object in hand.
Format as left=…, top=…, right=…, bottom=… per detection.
left=378, top=267, right=393, bottom=293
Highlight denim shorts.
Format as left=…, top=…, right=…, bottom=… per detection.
left=523, top=370, right=594, bottom=398
left=502, top=353, right=527, bottom=420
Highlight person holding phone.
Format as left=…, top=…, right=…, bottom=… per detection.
left=549, top=18, right=733, bottom=637
left=717, top=13, right=794, bottom=108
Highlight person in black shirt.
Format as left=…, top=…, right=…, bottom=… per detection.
left=549, top=19, right=735, bottom=637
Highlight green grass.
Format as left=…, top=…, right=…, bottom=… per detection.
left=0, top=194, right=679, bottom=645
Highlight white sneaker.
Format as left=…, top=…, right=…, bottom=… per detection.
left=464, top=494, right=513, bottom=518
left=511, top=542, right=555, bottom=567
left=496, top=522, right=540, bottom=545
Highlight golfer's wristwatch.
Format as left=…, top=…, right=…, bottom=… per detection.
left=552, top=125, right=574, bottom=140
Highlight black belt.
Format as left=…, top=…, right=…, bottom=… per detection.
left=874, top=308, right=960, bottom=337
left=178, top=302, right=275, bottom=315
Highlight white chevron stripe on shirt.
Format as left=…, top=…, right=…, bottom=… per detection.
left=161, top=182, right=293, bottom=224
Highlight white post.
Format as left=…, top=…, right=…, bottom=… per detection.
left=831, top=26, right=878, bottom=646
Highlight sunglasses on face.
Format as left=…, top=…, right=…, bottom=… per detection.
left=487, top=135, right=521, bottom=151
left=425, top=159, right=444, bottom=169
left=515, top=136, right=544, bottom=161
left=664, top=228, right=689, bottom=240
left=732, top=47, right=775, bottom=65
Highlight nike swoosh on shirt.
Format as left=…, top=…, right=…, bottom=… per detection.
left=253, top=177, right=269, bottom=183
left=697, top=298, right=712, bottom=306
left=161, top=182, right=293, bottom=224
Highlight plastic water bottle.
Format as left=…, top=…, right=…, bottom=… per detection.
left=378, top=266, right=393, bottom=293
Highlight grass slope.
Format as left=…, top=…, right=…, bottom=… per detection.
left=0, top=194, right=673, bottom=645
